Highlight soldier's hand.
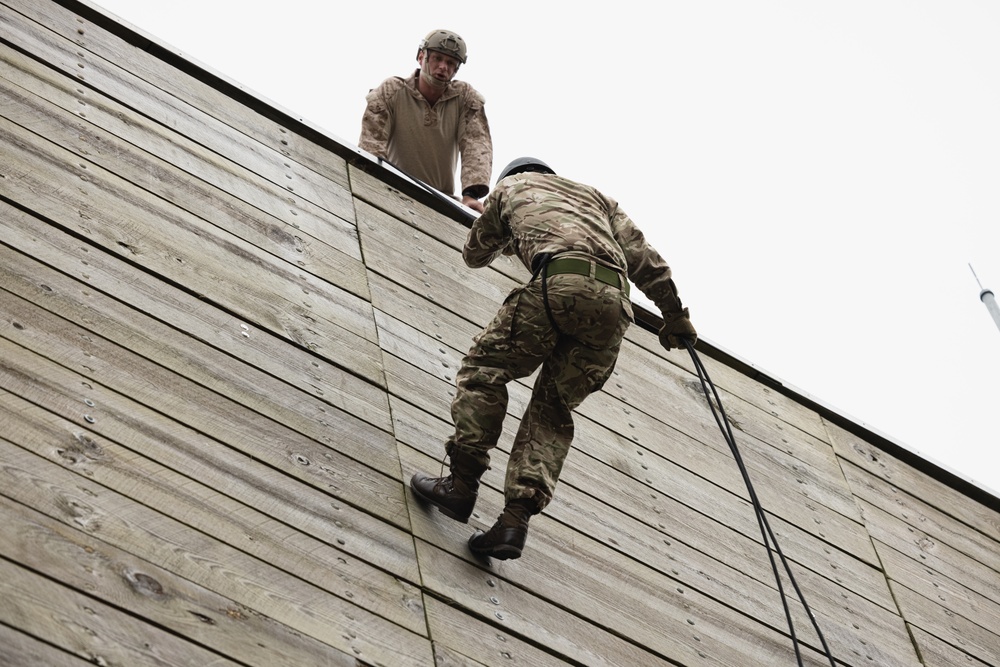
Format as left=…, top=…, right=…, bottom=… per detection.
left=658, top=308, right=697, bottom=350
left=462, top=195, right=485, bottom=213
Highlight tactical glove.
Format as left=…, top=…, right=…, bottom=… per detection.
left=658, top=308, right=697, bottom=350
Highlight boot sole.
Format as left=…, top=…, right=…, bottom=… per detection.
left=471, top=544, right=522, bottom=560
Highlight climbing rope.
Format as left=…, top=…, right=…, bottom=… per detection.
left=682, top=338, right=836, bottom=667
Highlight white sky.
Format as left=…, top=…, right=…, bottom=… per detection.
left=89, top=0, right=1000, bottom=496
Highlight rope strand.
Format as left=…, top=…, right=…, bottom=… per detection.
left=682, top=339, right=836, bottom=666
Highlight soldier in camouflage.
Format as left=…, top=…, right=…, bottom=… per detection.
left=359, top=29, right=493, bottom=213
left=410, top=157, right=697, bottom=560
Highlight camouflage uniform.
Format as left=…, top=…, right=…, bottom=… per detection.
left=360, top=70, right=493, bottom=199
left=450, top=171, right=690, bottom=511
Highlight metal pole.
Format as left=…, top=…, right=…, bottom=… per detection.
left=971, top=264, right=1000, bottom=334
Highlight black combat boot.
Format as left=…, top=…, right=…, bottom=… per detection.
left=410, top=450, right=485, bottom=523
left=468, top=498, right=536, bottom=560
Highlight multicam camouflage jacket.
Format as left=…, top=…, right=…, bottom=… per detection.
left=359, top=70, right=493, bottom=199
left=465, top=172, right=687, bottom=318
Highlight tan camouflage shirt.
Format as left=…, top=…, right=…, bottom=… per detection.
left=465, top=172, right=686, bottom=317
left=359, top=70, right=493, bottom=199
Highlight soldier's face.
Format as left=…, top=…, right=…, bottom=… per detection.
left=418, top=49, right=460, bottom=84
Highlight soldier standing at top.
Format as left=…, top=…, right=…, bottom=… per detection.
left=359, top=29, right=493, bottom=213
left=410, top=157, right=697, bottom=560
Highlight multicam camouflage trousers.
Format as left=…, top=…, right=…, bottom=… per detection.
left=447, top=272, right=631, bottom=511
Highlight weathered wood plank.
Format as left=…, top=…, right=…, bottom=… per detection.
left=425, top=597, right=569, bottom=667
left=0, top=113, right=383, bottom=384
left=0, top=624, right=92, bottom=667
left=0, top=494, right=366, bottom=667
left=416, top=538, right=672, bottom=666
left=829, top=419, right=1000, bottom=544
left=0, top=378, right=415, bottom=593
left=0, top=293, right=406, bottom=526
left=842, top=460, right=1000, bottom=605
left=0, top=553, right=244, bottom=667
left=875, top=539, right=1000, bottom=638
left=397, top=404, right=917, bottom=666
left=0, top=231, right=391, bottom=455
left=402, top=446, right=878, bottom=667
left=0, top=337, right=410, bottom=558
left=909, top=623, right=992, bottom=667
left=0, top=388, right=422, bottom=633
left=1, top=199, right=389, bottom=430
left=0, top=42, right=365, bottom=281
left=351, top=163, right=525, bottom=285
left=2, top=0, right=354, bottom=212
left=358, top=199, right=513, bottom=325
left=623, top=323, right=833, bottom=445
left=0, top=439, right=434, bottom=666
left=608, top=342, right=862, bottom=521
left=888, top=579, right=1000, bottom=666
left=858, top=498, right=1000, bottom=610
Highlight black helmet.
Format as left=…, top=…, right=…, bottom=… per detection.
left=498, top=157, right=555, bottom=181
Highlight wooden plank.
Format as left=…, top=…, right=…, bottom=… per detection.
left=401, top=446, right=884, bottom=667
left=0, top=42, right=365, bottom=279
left=0, top=555, right=244, bottom=667
left=841, top=460, right=1000, bottom=605
left=351, top=164, right=526, bottom=284
left=875, top=540, right=1000, bottom=637
left=909, top=624, right=993, bottom=667
left=0, top=389, right=422, bottom=633
left=358, top=199, right=514, bottom=325
left=0, top=114, right=383, bottom=384
left=888, top=579, right=1000, bottom=666
left=608, top=342, right=863, bottom=521
left=0, top=335, right=411, bottom=557
left=0, top=494, right=365, bottom=667
left=0, top=234, right=391, bottom=457
left=858, top=498, right=1000, bottom=609
left=0, top=292, right=406, bottom=526
left=2, top=0, right=354, bottom=213
left=623, top=324, right=832, bottom=445
left=0, top=624, right=92, bottom=667
left=829, top=419, right=1000, bottom=543
left=0, top=199, right=388, bottom=430
left=417, top=539, right=671, bottom=666
left=0, top=439, right=435, bottom=666
left=425, top=597, right=569, bottom=667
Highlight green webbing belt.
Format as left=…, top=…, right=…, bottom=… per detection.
left=544, top=257, right=630, bottom=297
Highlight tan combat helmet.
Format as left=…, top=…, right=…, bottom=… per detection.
left=420, top=29, right=468, bottom=64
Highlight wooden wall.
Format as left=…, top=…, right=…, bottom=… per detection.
left=1, top=1, right=997, bottom=665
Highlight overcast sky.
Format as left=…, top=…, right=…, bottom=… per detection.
left=89, top=0, right=1000, bottom=496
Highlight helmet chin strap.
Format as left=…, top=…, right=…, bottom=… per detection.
left=420, top=60, right=450, bottom=89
